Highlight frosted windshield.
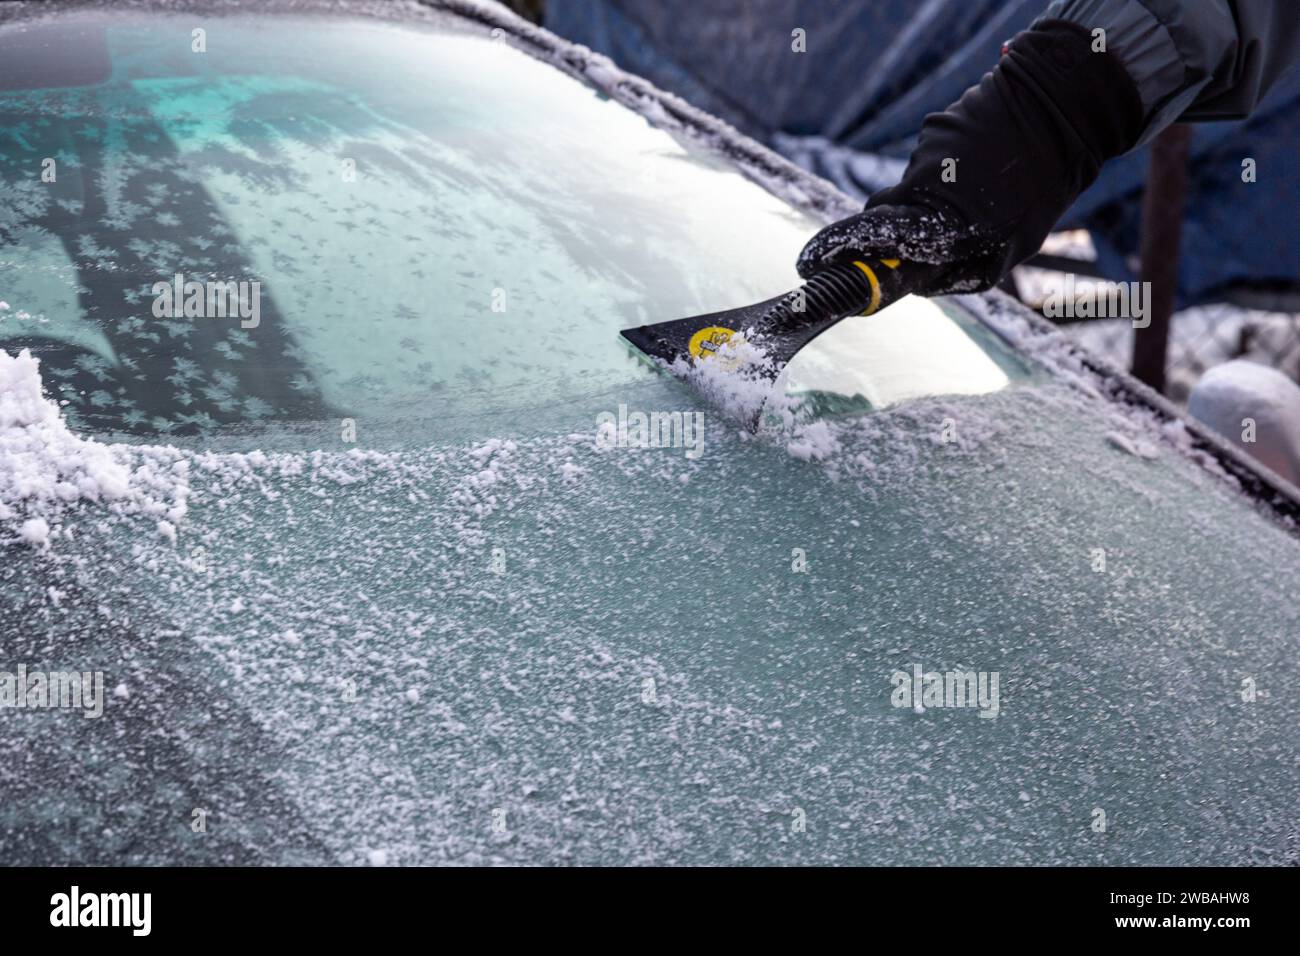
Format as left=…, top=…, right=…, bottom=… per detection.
left=0, top=13, right=1024, bottom=440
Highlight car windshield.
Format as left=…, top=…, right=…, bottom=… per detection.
left=0, top=5, right=1027, bottom=447
left=3, top=2, right=1297, bottom=868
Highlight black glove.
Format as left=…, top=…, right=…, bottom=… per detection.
left=797, top=20, right=1145, bottom=295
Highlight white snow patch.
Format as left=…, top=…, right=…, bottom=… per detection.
left=1, top=348, right=190, bottom=539
left=785, top=420, right=840, bottom=461
left=1105, top=431, right=1159, bottom=460
left=1189, top=359, right=1300, bottom=486
left=19, top=516, right=49, bottom=547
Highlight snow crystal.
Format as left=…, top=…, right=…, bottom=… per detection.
left=1105, top=431, right=1159, bottom=460
left=785, top=420, right=840, bottom=461
left=19, top=516, right=49, bottom=547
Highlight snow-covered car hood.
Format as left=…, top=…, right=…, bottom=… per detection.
left=2, top=0, right=1298, bottom=866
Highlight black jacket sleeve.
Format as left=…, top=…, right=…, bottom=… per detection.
left=1039, top=0, right=1300, bottom=144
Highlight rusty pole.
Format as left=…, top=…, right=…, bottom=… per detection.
left=1131, top=123, right=1192, bottom=393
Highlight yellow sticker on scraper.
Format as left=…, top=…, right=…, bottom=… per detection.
left=688, top=326, right=742, bottom=361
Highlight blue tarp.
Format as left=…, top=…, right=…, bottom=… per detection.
left=547, top=0, right=1300, bottom=308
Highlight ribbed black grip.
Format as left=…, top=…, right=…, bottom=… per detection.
left=761, top=261, right=877, bottom=330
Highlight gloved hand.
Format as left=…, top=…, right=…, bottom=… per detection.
left=797, top=19, right=1146, bottom=296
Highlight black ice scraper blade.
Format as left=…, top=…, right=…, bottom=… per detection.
left=620, top=258, right=939, bottom=380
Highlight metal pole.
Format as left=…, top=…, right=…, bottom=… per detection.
left=1132, top=123, right=1192, bottom=393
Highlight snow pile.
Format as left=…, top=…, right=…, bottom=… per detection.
left=661, top=331, right=1001, bottom=467
left=0, top=348, right=188, bottom=545
left=1189, top=359, right=1300, bottom=485
left=0, top=348, right=131, bottom=516
left=669, top=335, right=785, bottom=428
left=663, top=334, right=852, bottom=463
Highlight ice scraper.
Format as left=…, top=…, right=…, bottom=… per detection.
left=620, top=258, right=941, bottom=383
